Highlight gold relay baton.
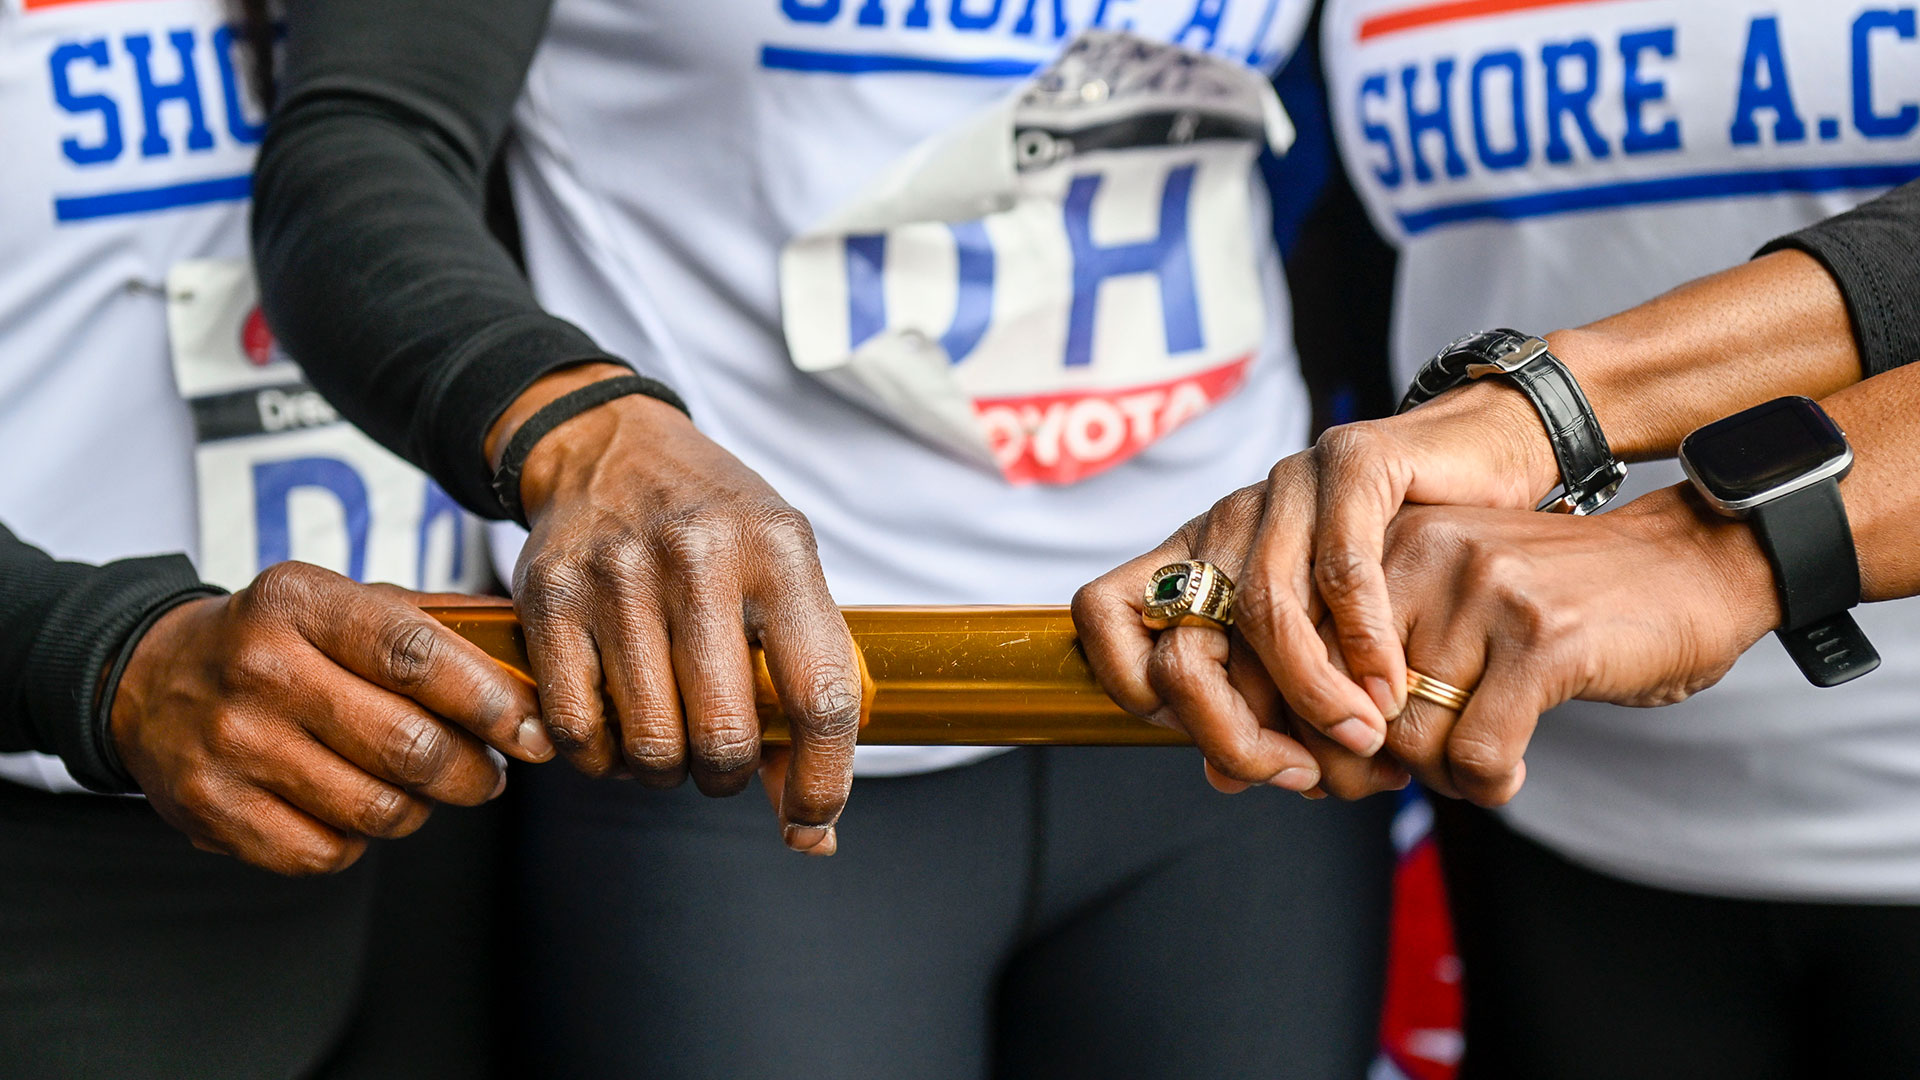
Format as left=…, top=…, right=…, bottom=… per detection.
left=425, top=605, right=1192, bottom=747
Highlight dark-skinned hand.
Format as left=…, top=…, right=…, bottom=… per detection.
left=497, top=366, right=863, bottom=854
left=110, top=562, right=550, bottom=876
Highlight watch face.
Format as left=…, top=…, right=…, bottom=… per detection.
left=1682, top=396, right=1850, bottom=505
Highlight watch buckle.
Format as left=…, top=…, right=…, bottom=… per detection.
left=1464, top=336, right=1549, bottom=379
left=1538, top=460, right=1629, bottom=516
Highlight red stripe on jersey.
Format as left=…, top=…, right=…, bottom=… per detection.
left=23, top=0, right=165, bottom=10
left=1358, top=0, right=1628, bottom=41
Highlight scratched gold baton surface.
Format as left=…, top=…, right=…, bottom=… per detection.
left=426, top=605, right=1191, bottom=747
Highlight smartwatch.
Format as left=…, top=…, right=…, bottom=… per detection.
left=1679, top=396, right=1880, bottom=687
left=1400, top=329, right=1628, bottom=515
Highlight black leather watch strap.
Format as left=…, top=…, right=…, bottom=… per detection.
left=1750, top=480, right=1880, bottom=686
left=1399, top=329, right=1626, bottom=515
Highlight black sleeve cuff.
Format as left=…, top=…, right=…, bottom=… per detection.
left=412, top=315, right=636, bottom=519
left=24, top=556, right=225, bottom=794
left=1757, top=179, right=1920, bottom=379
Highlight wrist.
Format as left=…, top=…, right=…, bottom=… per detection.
left=1389, top=377, right=1564, bottom=507
left=108, top=594, right=225, bottom=763
left=515, top=392, right=698, bottom=522
left=485, top=362, right=636, bottom=473
left=1616, top=484, right=1781, bottom=648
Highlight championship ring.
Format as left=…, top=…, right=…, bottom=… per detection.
left=1142, top=560, right=1236, bottom=631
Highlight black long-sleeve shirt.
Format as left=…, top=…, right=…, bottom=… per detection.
left=0, top=527, right=220, bottom=792
left=1762, top=186, right=1920, bottom=378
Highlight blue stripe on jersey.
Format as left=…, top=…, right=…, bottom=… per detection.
left=759, top=45, right=1041, bottom=77
left=1399, top=160, right=1920, bottom=234
left=54, top=172, right=250, bottom=223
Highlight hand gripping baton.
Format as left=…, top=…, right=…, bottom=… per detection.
left=427, top=605, right=1191, bottom=746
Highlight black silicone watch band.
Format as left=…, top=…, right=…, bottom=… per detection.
left=1749, top=480, right=1880, bottom=686
left=1399, top=330, right=1626, bottom=515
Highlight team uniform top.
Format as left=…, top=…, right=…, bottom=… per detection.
left=1323, top=0, right=1920, bottom=900
left=484, top=0, right=1319, bottom=775
left=0, top=0, right=254, bottom=791
left=0, top=0, right=481, bottom=793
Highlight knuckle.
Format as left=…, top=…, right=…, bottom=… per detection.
left=795, top=671, right=864, bottom=740
left=1313, top=547, right=1377, bottom=604
left=751, top=504, right=817, bottom=548
left=246, top=561, right=311, bottom=606
left=516, top=555, right=594, bottom=617
left=623, top=734, right=686, bottom=775
left=1204, top=728, right=1263, bottom=780
left=1315, top=423, right=1381, bottom=473
left=385, top=719, right=454, bottom=786
left=374, top=618, right=442, bottom=691
left=354, top=786, right=413, bottom=837
left=287, top=836, right=358, bottom=877
left=541, top=710, right=596, bottom=752
left=693, top=727, right=760, bottom=775
left=653, top=508, right=731, bottom=568
left=1231, top=578, right=1282, bottom=632
left=1446, top=729, right=1515, bottom=785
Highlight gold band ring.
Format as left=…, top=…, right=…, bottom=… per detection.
left=1142, top=560, right=1236, bottom=631
left=1406, top=669, right=1473, bottom=712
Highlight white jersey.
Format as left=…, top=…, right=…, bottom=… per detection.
left=1323, top=0, right=1920, bottom=900
left=493, top=0, right=1318, bottom=775
left=1, top=0, right=483, bottom=793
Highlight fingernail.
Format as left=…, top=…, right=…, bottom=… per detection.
left=783, top=823, right=832, bottom=853
left=516, top=718, right=555, bottom=760
left=1365, top=677, right=1402, bottom=721
left=488, top=751, right=509, bottom=799
left=806, top=828, right=838, bottom=857
left=1300, top=786, right=1328, bottom=801
left=1330, top=717, right=1384, bottom=756
left=1269, top=767, right=1320, bottom=792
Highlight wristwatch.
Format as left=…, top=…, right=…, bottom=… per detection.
left=1400, top=329, right=1628, bottom=515
left=1679, top=396, right=1880, bottom=687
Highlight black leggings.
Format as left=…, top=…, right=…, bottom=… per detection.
left=514, top=747, right=1397, bottom=1080
left=0, top=779, right=507, bottom=1080
left=1436, top=801, right=1920, bottom=1080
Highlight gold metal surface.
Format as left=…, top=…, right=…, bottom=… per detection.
left=1406, top=669, right=1473, bottom=712
left=426, top=605, right=1191, bottom=747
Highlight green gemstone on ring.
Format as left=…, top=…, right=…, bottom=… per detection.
left=1153, top=571, right=1189, bottom=603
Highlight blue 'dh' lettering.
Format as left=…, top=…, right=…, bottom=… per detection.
left=1620, top=28, right=1681, bottom=155
left=1359, top=73, right=1403, bottom=188
left=1402, top=59, right=1467, bottom=183
left=841, top=222, right=996, bottom=365
left=844, top=233, right=887, bottom=350
left=254, top=458, right=371, bottom=582
left=49, top=41, right=123, bottom=166
left=1469, top=50, right=1528, bottom=171
left=942, top=221, right=995, bottom=364
left=1062, top=164, right=1203, bottom=368
left=1731, top=16, right=1807, bottom=145
left=417, top=481, right=467, bottom=587
left=125, top=30, right=216, bottom=159
left=1542, top=39, right=1610, bottom=163
left=1853, top=9, right=1919, bottom=140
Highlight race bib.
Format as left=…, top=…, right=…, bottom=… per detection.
left=781, top=30, right=1293, bottom=485
left=167, top=259, right=488, bottom=593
